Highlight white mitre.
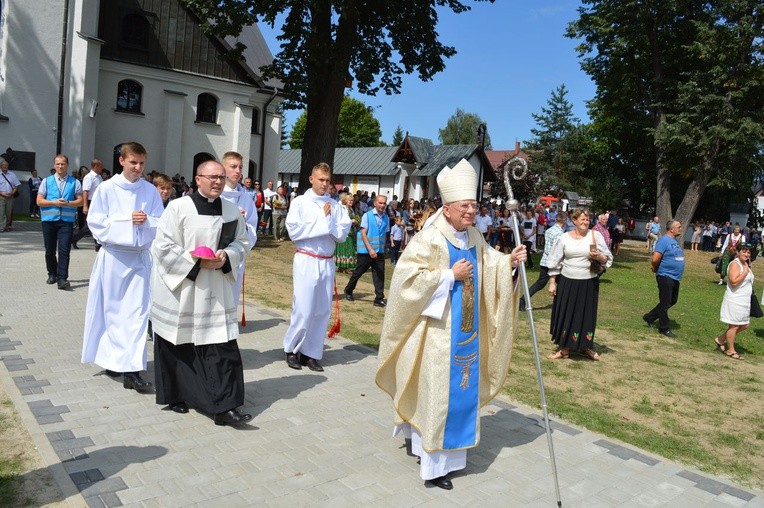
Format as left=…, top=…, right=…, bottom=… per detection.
left=436, top=158, right=478, bottom=204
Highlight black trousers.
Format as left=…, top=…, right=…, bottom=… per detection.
left=523, top=240, right=534, bottom=268
left=41, top=220, right=73, bottom=281
left=521, top=266, right=551, bottom=306
left=345, top=252, right=385, bottom=301
left=644, top=275, right=680, bottom=331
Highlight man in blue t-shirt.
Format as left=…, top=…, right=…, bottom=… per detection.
left=642, top=220, right=685, bottom=337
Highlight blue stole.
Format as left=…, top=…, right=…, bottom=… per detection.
left=443, top=241, right=480, bottom=449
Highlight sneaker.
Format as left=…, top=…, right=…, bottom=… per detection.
left=718, top=279, right=725, bottom=286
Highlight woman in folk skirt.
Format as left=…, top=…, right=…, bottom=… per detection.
left=334, top=193, right=358, bottom=273
left=545, top=208, right=613, bottom=360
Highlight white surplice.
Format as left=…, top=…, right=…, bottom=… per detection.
left=81, top=174, right=164, bottom=372
left=150, top=195, right=250, bottom=346
left=221, top=183, right=258, bottom=308
left=282, top=189, right=351, bottom=359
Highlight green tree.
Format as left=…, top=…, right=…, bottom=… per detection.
left=438, top=108, right=492, bottom=149
left=525, top=85, right=583, bottom=194
left=391, top=125, right=404, bottom=146
left=289, top=96, right=383, bottom=148
left=182, top=0, right=494, bottom=193
left=568, top=0, right=764, bottom=228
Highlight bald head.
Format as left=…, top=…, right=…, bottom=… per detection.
left=195, top=161, right=226, bottom=199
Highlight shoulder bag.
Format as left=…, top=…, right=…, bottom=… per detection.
left=589, top=231, right=606, bottom=275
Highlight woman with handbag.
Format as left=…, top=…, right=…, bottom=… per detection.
left=545, top=208, right=613, bottom=360
left=715, top=243, right=754, bottom=360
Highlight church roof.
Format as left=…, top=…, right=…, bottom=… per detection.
left=279, top=147, right=400, bottom=176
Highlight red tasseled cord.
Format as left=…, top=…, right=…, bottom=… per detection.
left=328, top=278, right=341, bottom=338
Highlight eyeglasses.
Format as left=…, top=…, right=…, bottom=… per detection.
left=449, top=202, right=478, bottom=212
left=197, top=174, right=226, bottom=182
left=254, top=182, right=261, bottom=186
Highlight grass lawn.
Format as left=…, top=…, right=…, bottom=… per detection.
left=245, top=236, right=764, bottom=491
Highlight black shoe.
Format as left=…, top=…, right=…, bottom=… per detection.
left=71, top=242, right=79, bottom=250
left=426, top=475, right=453, bottom=490
left=305, top=358, right=324, bottom=372
left=642, top=314, right=655, bottom=327
left=373, top=299, right=387, bottom=308
left=519, top=299, right=526, bottom=312
left=660, top=329, right=677, bottom=338
left=46, top=276, right=56, bottom=284
left=169, top=402, right=189, bottom=414
left=285, top=352, right=302, bottom=370
left=214, top=408, right=252, bottom=426
left=123, top=373, right=153, bottom=392
left=344, top=292, right=354, bottom=302
left=57, top=280, right=71, bottom=290
left=104, top=370, right=121, bottom=377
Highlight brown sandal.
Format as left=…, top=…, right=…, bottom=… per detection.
left=547, top=350, right=569, bottom=360
left=726, top=351, right=744, bottom=360
left=582, top=349, right=600, bottom=361
left=714, top=339, right=726, bottom=353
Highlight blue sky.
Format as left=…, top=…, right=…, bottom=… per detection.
left=259, top=1, right=595, bottom=150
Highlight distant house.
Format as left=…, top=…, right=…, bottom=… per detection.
left=0, top=0, right=283, bottom=211
left=278, top=134, right=496, bottom=201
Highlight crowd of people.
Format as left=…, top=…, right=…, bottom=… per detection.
left=5, top=148, right=761, bottom=490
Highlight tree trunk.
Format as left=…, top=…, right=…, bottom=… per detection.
left=297, top=1, right=359, bottom=194
left=673, top=159, right=713, bottom=242
left=654, top=112, right=673, bottom=224
left=298, top=85, right=345, bottom=193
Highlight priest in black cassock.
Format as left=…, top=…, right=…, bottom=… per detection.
left=150, top=161, right=252, bottom=426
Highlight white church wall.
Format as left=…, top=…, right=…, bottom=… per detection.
left=0, top=0, right=66, bottom=167
left=96, top=60, right=278, bottom=178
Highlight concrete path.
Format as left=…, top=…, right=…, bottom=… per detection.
left=0, top=221, right=762, bottom=507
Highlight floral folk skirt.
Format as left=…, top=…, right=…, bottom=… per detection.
left=550, top=275, right=600, bottom=351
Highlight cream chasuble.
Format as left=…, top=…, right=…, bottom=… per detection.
left=376, top=213, right=519, bottom=453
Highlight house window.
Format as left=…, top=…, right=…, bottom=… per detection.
left=121, top=12, right=151, bottom=49
left=250, top=108, right=260, bottom=134
left=116, top=79, right=142, bottom=113
left=196, top=93, right=217, bottom=123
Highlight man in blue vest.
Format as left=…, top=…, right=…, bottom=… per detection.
left=36, top=154, right=83, bottom=289
left=344, top=194, right=389, bottom=307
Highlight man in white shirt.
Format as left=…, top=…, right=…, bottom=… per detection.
left=0, top=159, right=21, bottom=231
left=72, top=158, right=104, bottom=250
left=262, top=180, right=277, bottom=236
left=474, top=205, right=493, bottom=241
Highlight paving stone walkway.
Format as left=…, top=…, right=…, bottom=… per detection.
left=0, top=222, right=762, bottom=507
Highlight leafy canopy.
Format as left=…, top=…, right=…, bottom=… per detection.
left=183, top=0, right=492, bottom=109
left=438, top=108, right=492, bottom=149
left=288, top=96, right=383, bottom=148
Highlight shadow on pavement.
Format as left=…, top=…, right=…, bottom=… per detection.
left=18, top=445, right=168, bottom=506
left=243, top=374, right=326, bottom=420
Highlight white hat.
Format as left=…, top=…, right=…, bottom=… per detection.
left=436, top=158, right=477, bottom=204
